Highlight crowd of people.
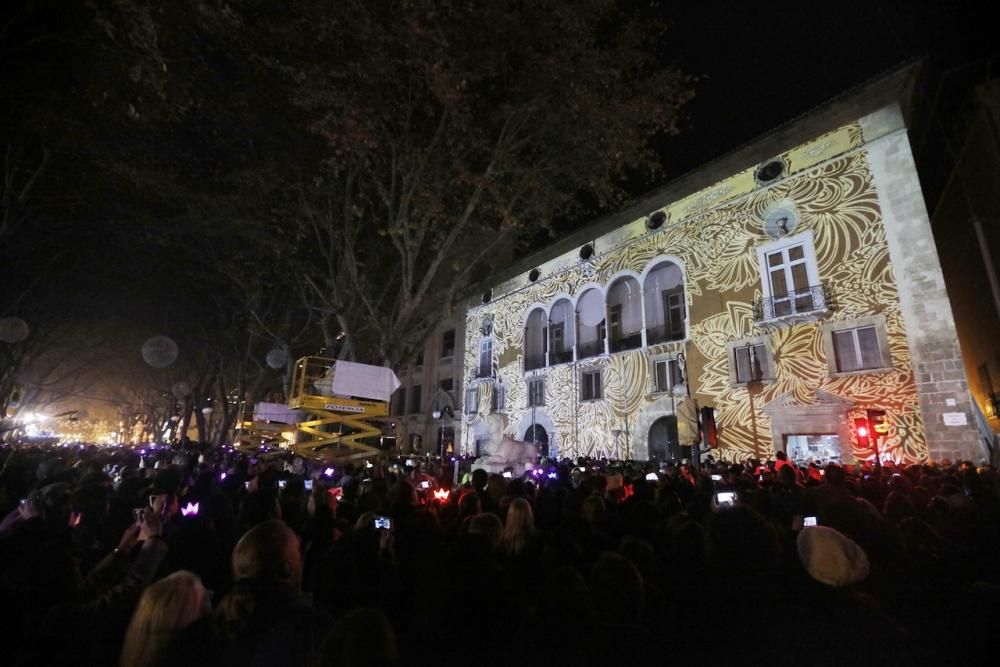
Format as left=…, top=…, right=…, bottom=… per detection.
left=1, top=442, right=998, bottom=666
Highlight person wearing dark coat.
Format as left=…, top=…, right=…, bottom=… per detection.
left=163, top=519, right=333, bottom=667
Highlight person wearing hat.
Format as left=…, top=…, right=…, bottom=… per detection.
left=786, top=526, right=908, bottom=664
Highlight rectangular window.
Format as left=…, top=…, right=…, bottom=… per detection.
left=551, top=323, right=564, bottom=352
left=581, top=370, right=602, bottom=401
left=609, top=305, right=622, bottom=342
left=478, top=337, right=493, bottom=378
left=492, top=383, right=506, bottom=412
left=439, top=378, right=454, bottom=393
left=662, top=289, right=685, bottom=340
left=409, top=385, right=422, bottom=414
left=765, top=243, right=815, bottom=316
left=833, top=326, right=882, bottom=372
left=415, top=348, right=424, bottom=368
left=441, top=329, right=455, bottom=358
left=391, top=389, right=406, bottom=416
left=654, top=359, right=684, bottom=393
left=465, top=387, right=478, bottom=414
left=733, top=343, right=769, bottom=383
left=528, top=378, right=545, bottom=407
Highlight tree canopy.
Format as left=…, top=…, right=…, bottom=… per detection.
left=2, top=0, right=695, bottom=425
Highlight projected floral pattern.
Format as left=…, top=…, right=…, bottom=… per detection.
left=464, top=128, right=928, bottom=463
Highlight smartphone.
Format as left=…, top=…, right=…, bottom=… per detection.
left=133, top=507, right=145, bottom=523
left=278, top=480, right=287, bottom=489
left=803, top=516, right=817, bottom=527
left=245, top=481, right=251, bottom=490
left=711, top=474, right=722, bottom=481
left=419, top=480, right=431, bottom=489
left=304, top=479, right=313, bottom=491
left=645, top=472, right=659, bottom=481
left=716, top=491, right=736, bottom=506
left=502, top=471, right=512, bottom=479
left=374, top=516, right=392, bottom=530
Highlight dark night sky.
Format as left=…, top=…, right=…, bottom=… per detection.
left=655, top=0, right=994, bottom=182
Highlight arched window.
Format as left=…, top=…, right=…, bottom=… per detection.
left=524, top=308, right=546, bottom=371
left=644, top=261, right=686, bottom=345
left=576, top=287, right=605, bottom=360
left=548, top=298, right=575, bottom=365
left=606, top=275, right=643, bottom=353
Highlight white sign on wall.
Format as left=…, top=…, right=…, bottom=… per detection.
left=942, top=412, right=968, bottom=426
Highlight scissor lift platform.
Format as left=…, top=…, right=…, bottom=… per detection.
left=287, top=356, right=397, bottom=462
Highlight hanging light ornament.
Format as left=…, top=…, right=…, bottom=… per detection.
left=141, top=336, right=179, bottom=368
left=265, top=347, right=288, bottom=369
left=0, top=317, right=29, bottom=344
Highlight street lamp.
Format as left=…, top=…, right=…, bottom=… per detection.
left=431, top=406, right=454, bottom=458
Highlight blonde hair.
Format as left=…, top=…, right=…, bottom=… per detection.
left=500, top=498, right=535, bottom=556
left=120, top=571, right=211, bottom=667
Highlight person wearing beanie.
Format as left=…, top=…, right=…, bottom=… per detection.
left=783, top=525, right=908, bottom=665
left=796, top=525, right=870, bottom=587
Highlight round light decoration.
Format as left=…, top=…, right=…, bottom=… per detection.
left=141, top=336, right=179, bottom=368
left=755, top=158, right=787, bottom=185
left=265, top=347, right=288, bottom=369
left=0, top=317, right=30, bottom=344
left=762, top=199, right=799, bottom=240
left=171, top=382, right=191, bottom=399
left=645, top=210, right=667, bottom=231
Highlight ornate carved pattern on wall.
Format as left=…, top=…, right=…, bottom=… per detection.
left=463, top=133, right=927, bottom=463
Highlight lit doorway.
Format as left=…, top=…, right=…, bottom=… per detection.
left=524, top=424, right=549, bottom=458
left=648, top=416, right=680, bottom=462
left=783, top=434, right=843, bottom=465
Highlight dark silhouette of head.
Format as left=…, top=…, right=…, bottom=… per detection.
left=589, top=552, right=644, bottom=625
left=232, top=519, right=302, bottom=588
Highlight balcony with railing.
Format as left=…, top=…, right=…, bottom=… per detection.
left=577, top=340, right=604, bottom=360
left=609, top=331, right=643, bottom=353
left=524, top=354, right=546, bottom=372
left=646, top=324, right=685, bottom=346
left=549, top=348, right=574, bottom=365
left=753, top=284, right=831, bottom=324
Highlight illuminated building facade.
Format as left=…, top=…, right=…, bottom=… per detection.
left=460, top=66, right=986, bottom=465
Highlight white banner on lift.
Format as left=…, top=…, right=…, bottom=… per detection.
left=329, top=361, right=401, bottom=403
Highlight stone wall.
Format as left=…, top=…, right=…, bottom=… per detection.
left=866, top=106, right=986, bottom=461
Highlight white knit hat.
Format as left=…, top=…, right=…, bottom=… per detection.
left=796, top=525, right=870, bottom=587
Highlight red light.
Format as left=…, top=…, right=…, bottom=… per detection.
left=856, top=425, right=868, bottom=438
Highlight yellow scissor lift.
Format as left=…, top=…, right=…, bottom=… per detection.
left=287, top=356, right=393, bottom=463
